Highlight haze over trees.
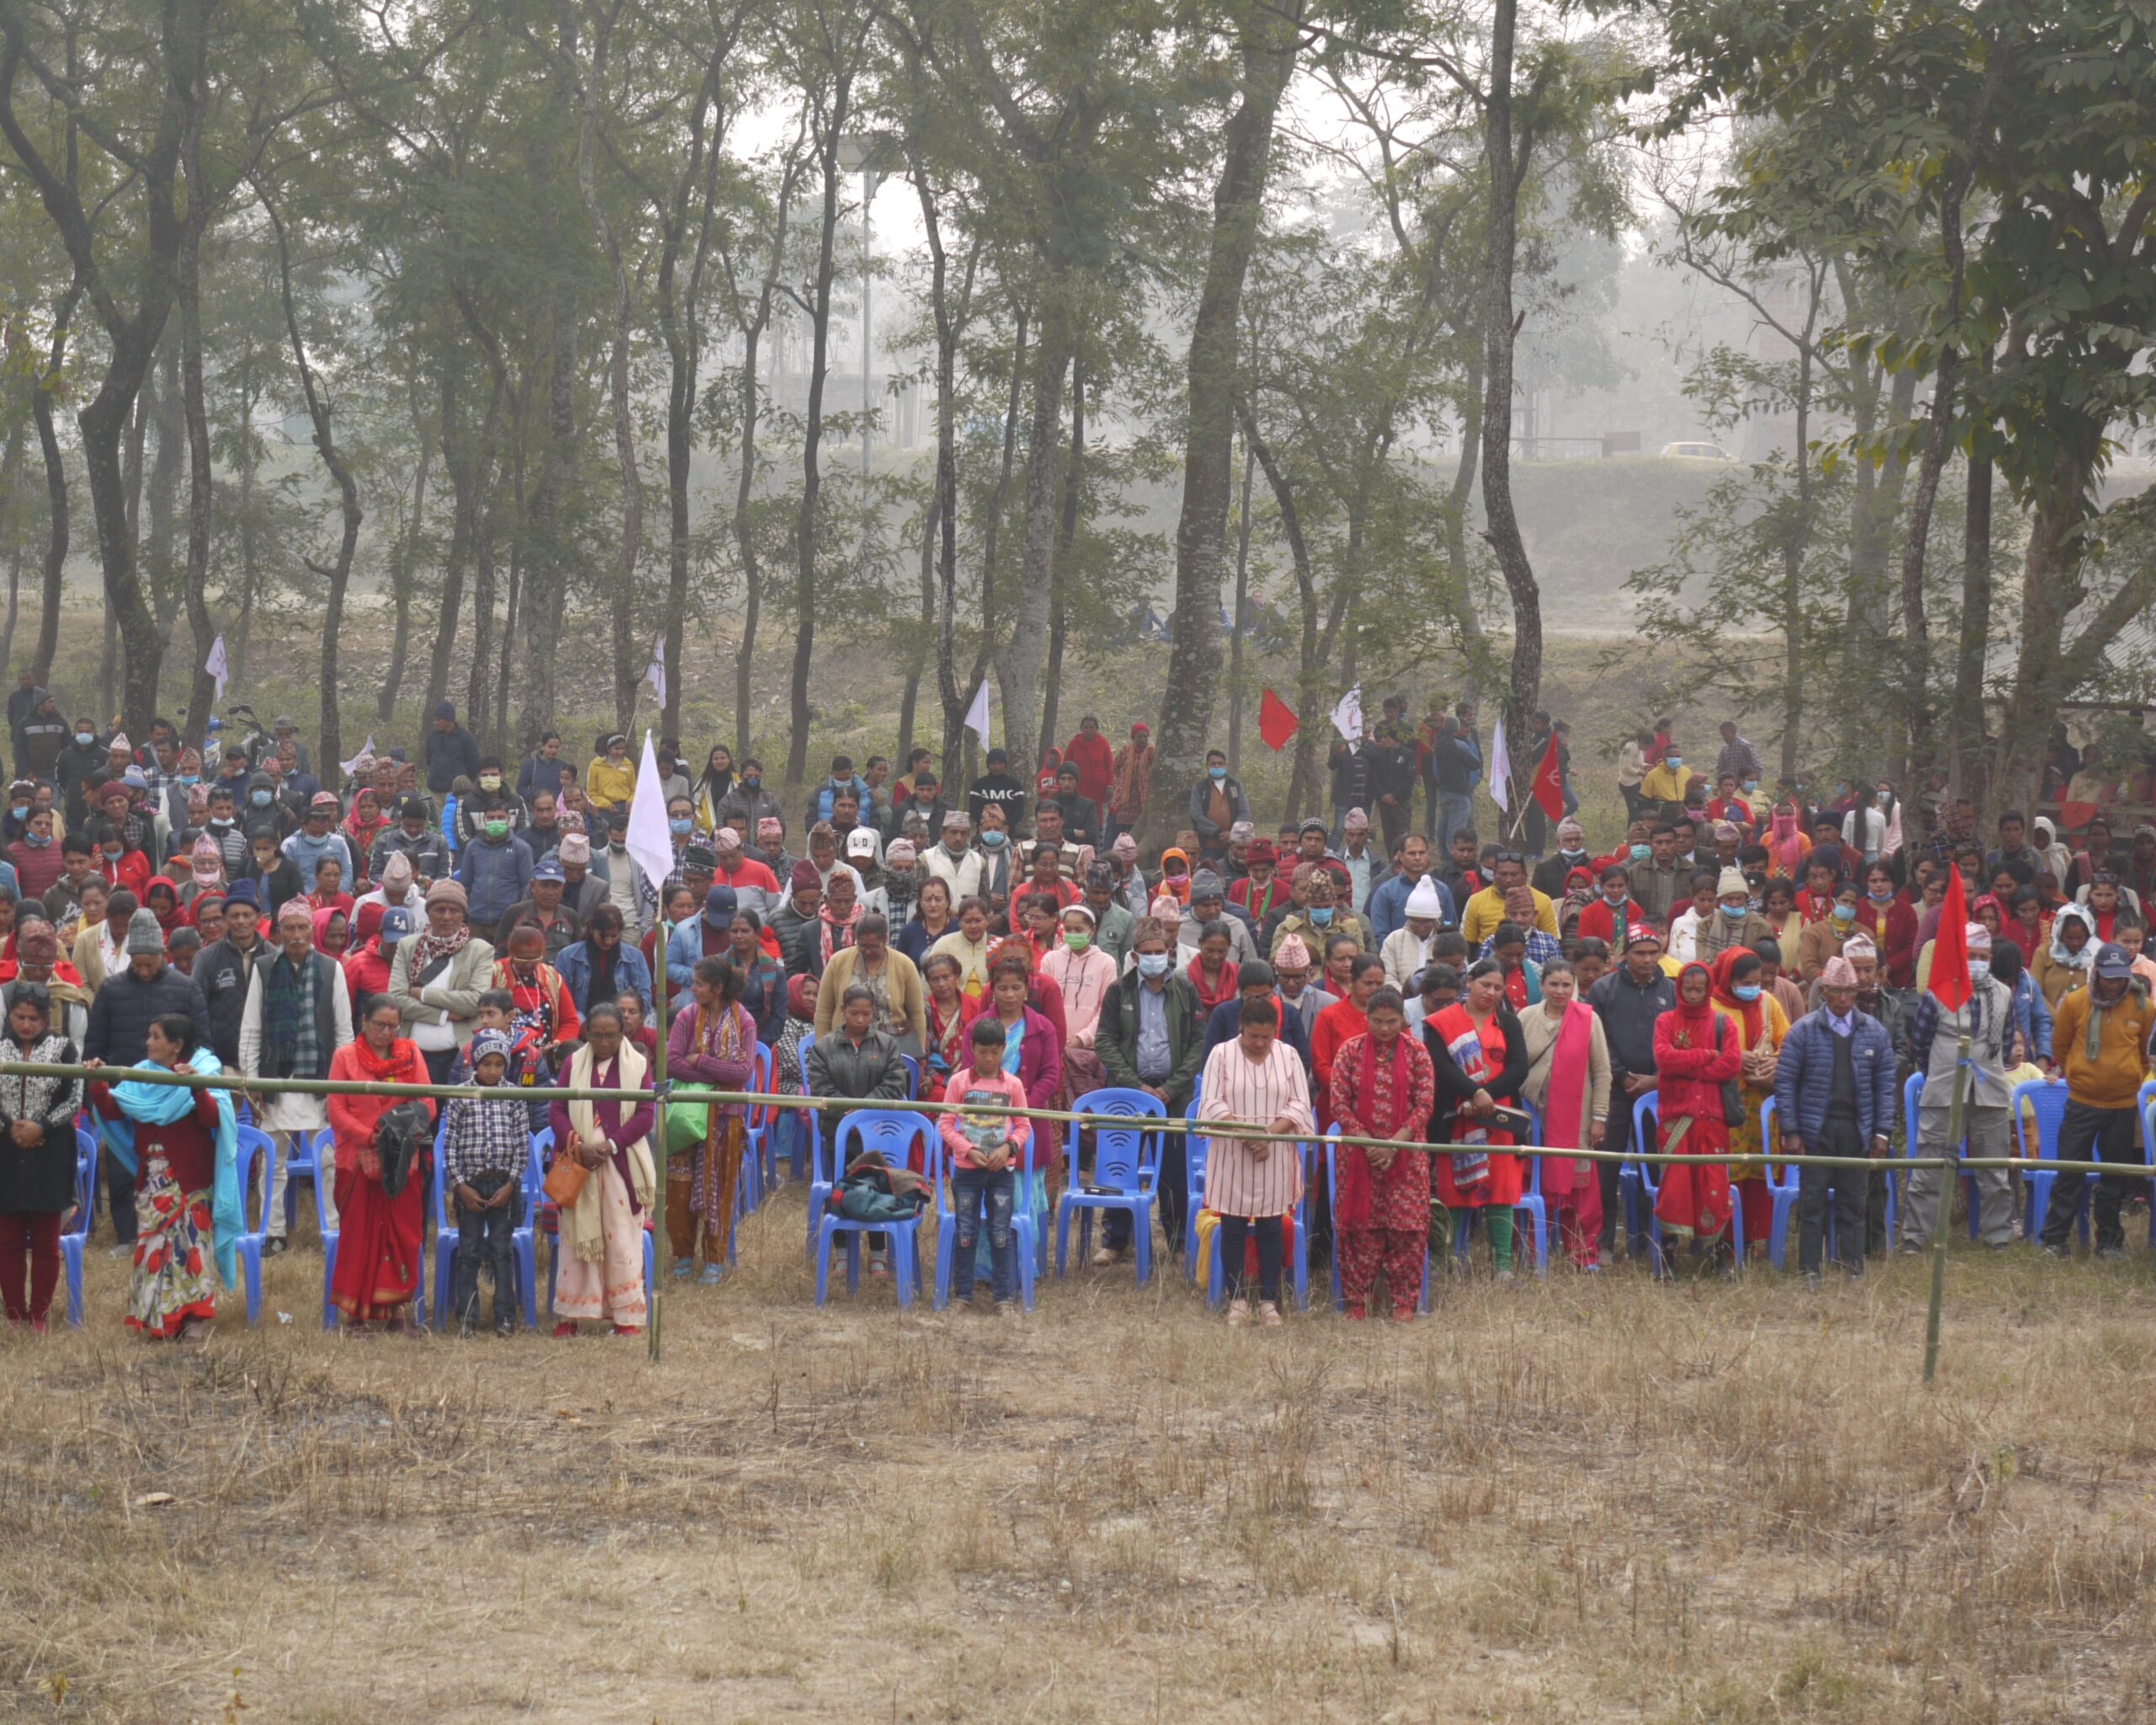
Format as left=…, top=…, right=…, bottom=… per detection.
left=2, top=0, right=2152, bottom=822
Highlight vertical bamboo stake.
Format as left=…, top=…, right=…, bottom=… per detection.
left=649, top=936, right=669, bottom=1364
left=1921, top=1033, right=1970, bottom=1385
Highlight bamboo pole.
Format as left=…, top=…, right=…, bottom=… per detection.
left=649, top=941, right=669, bottom=1363
left=22, top=1061, right=2146, bottom=1178
left=1922, top=1034, right=1970, bottom=1386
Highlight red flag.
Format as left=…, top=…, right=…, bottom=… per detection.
left=1929, top=861, right=1971, bottom=1011
left=1258, top=689, right=1299, bottom=751
left=1531, top=732, right=1566, bottom=822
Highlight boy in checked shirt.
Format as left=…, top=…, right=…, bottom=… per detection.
left=440, top=1028, right=528, bottom=1335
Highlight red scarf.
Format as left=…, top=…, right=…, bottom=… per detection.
left=1187, top=952, right=1239, bottom=1012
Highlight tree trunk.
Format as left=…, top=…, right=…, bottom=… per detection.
left=1443, top=366, right=1492, bottom=670
left=913, top=166, right=978, bottom=777
left=143, top=339, right=181, bottom=647
left=495, top=435, right=524, bottom=750
left=1984, top=494, right=2084, bottom=814
left=518, top=7, right=583, bottom=752
left=177, top=229, right=219, bottom=750
left=264, top=192, right=362, bottom=777
left=423, top=369, right=468, bottom=724
left=996, top=308, right=1073, bottom=784
left=0, top=417, right=22, bottom=677
left=1948, top=387, right=1993, bottom=805
left=732, top=323, right=767, bottom=761
left=960, top=305, right=1027, bottom=777
left=29, top=298, right=73, bottom=689
left=899, top=489, right=938, bottom=766
left=1479, top=0, right=1542, bottom=807
left=1226, top=438, right=1255, bottom=771
left=1779, top=337, right=1814, bottom=783
left=84, top=360, right=164, bottom=730
left=465, top=472, right=498, bottom=746
left=230, top=355, right=259, bottom=689
left=787, top=95, right=854, bottom=787
left=1039, top=364, right=1086, bottom=763
left=1140, top=0, right=1302, bottom=851
left=379, top=433, right=430, bottom=724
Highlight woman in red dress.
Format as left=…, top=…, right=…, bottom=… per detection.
left=1427, top=960, right=1530, bottom=1274
left=1651, top=961, right=1743, bottom=1257
left=1330, top=988, right=1436, bottom=1319
left=327, top=993, right=435, bottom=1330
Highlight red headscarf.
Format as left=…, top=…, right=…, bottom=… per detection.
left=1707, top=947, right=1764, bottom=1044
left=144, top=875, right=184, bottom=933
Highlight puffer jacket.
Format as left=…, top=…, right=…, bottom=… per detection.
left=1772, top=1007, right=1897, bottom=1146
left=83, top=963, right=212, bottom=1067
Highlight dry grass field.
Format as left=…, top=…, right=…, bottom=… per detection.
left=5, top=1183, right=2156, bottom=1725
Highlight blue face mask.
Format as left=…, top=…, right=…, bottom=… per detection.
left=177, top=774, right=199, bottom=787
left=979, top=829, right=1006, bottom=847
left=1667, top=756, right=1684, bottom=771
left=74, top=731, right=93, bottom=747
left=1743, top=781, right=1759, bottom=796
left=1136, top=952, right=1171, bottom=979
left=1721, top=902, right=1748, bottom=920
left=8, top=807, right=25, bottom=823
left=1831, top=902, right=1855, bottom=924
left=1732, top=983, right=1762, bottom=1001
left=1630, top=843, right=1650, bottom=862
left=1309, top=906, right=1333, bottom=927
left=1209, top=766, right=1227, bottom=781
left=23, top=831, right=49, bottom=848
left=669, top=817, right=692, bottom=836
left=251, top=790, right=272, bottom=807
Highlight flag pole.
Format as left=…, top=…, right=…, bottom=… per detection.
left=649, top=937, right=668, bottom=1365
left=1921, top=1035, right=1967, bottom=1385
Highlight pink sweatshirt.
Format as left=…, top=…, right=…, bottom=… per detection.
left=937, top=1067, right=1034, bottom=1171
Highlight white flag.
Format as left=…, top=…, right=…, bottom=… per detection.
left=963, top=678, right=993, bottom=747
left=205, top=635, right=229, bottom=701
left=1489, top=712, right=1511, bottom=812
left=624, top=729, right=677, bottom=908
left=1330, top=686, right=1364, bottom=742
left=643, top=638, right=667, bottom=708
left=339, top=733, right=376, bottom=778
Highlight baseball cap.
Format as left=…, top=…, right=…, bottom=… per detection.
left=846, top=829, right=878, bottom=857
left=531, top=856, right=566, bottom=883
left=378, top=906, right=415, bottom=944
left=309, top=790, right=339, bottom=810
left=2095, top=941, right=2134, bottom=980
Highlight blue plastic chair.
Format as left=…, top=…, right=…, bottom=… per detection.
left=1202, top=1137, right=1312, bottom=1311
left=1448, top=1103, right=1553, bottom=1276
left=901, top=1054, right=921, bottom=1100
left=815, top=1110, right=934, bottom=1307
left=1630, top=1094, right=1671, bottom=1274
left=1325, top=1130, right=1431, bottom=1314
left=61, top=1125, right=96, bottom=1327
left=430, top=1120, right=539, bottom=1331
left=231, top=1126, right=272, bottom=1325
left=2140, top=1081, right=2156, bottom=1247
left=1181, top=1080, right=1208, bottom=1272
left=933, top=1127, right=1047, bottom=1314
left=1053, top=1088, right=1166, bottom=1283
left=2014, top=1079, right=2075, bottom=1242
left=279, top=1124, right=326, bottom=1237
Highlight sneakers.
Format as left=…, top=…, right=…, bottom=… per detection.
left=494, top=1320, right=517, bottom=1338
left=2096, top=1245, right=2127, bottom=1262
left=2040, top=1242, right=2072, bottom=1261
left=699, top=1262, right=723, bottom=1285
left=262, top=1236, right=290, bottom=1258
left=1801, top=1271, right=1822, bottom=1290
left=671, top=1257, right=695, bottom=1279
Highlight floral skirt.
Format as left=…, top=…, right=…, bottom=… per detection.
left=126, top=1159, right=217, bottom=1339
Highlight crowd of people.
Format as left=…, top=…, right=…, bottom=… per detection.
left=0, top=683, right=2146, bottom=1340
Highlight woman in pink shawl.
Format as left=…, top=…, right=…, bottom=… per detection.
left=1517, top=957, right=1611, bottom=1268
left=1766, top=800, right=1809, bottom=880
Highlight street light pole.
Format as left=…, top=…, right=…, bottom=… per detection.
left=862, top=164, right=873, bottom=478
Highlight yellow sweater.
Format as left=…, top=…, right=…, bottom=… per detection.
left=2053, top=985, right=2155, bottom=1111
left=587, top=755, right=638, bottom=809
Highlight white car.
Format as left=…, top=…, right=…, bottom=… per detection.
left=1660, top=440, right=1733, bottom=461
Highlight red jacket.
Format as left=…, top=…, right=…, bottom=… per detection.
left=1853, top=894, right=1919, bottom=989
left=1576, top=897, right=1645, bottom=947
left=1063, top=731, right=1116, bottom=808
left=99, top=848, right=152, bottom=900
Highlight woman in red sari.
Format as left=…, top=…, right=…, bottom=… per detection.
left=1330, top=987, right=1435, bottom=1319
left=1651, top=961, right=1742, bottom=1258
left=327, top=993, right=435, bottom=1329
left=1428, top=960, right=1530, bottom=1275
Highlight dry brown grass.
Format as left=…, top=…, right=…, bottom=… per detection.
left=6, top=1188, right=2156, bottom=1724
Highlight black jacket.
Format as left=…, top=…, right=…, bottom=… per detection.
left=1327, top=741, right=1373, bottom=809
left=966, top=772, right=1028, bottom=833
left=1369, top=737, right=1418, bottom=810
left=424, top=724, right=482, bottom=794
left=1586, top=965, right=1678, bottom=1092
left=195, top=933, right=270, bottom=1068
left=84, top=963, right=212, bottom=1069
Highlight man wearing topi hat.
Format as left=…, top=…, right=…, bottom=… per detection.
left=1772, top=953, right=1897, bottom=1284
left=1901, top=921, right=2020, bottom=1252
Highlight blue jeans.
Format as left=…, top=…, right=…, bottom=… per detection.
left=1435, top=791, right=1473, bottom=854
left=950, top=1166, right=1016, bottom=1302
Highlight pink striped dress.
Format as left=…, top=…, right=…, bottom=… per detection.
left=1197, top=1038, right=1315, bottom=1218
